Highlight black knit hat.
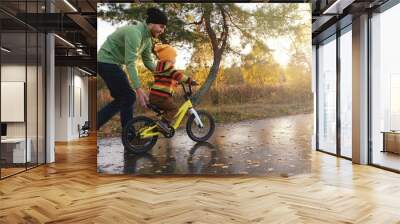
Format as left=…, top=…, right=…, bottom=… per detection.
left=146, top=8, right=168, bottom=25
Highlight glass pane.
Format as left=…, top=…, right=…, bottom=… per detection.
left=1, top=30, right=27, bottom=177
left=340, top=28, right=352, bottom=158
left=371, top=4, right=400, bottom=171
left=0, top=1, right=29, bottom=32
left=317, top=37, right=337, bottom=154
left=38, top=32, right=45, bottom=165
left=1, top=1, right=46, bottom=178
left=27, top=31, right=38, bottom=169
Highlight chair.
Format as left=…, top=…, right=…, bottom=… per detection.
left=79, top=121, right=90, bottom=138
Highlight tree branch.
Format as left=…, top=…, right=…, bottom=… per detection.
left=184, top=16, right=204, bottom=26
left=204, top=7, right=218, bottom=55
left=225, top=9, right=253, bottom=40
left=218, top=4, right=228, bottom=54
left=226, top=45, right=245, bottom=57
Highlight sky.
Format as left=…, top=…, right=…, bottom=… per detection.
left=97, top=3, right=310, bottom=69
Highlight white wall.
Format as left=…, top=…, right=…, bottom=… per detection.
left=55, top=66, right=69, bottom=141
left=71, top=73, right=89, bottom=138
left=1, top=65, right=26, bottom=138
left=55, top=67, right=89, bottom=141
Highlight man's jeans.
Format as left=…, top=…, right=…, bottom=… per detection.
left=97, top=62, right=136, bottom=130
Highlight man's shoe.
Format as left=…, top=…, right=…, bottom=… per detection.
left=156, top=120, right=171, bottom=135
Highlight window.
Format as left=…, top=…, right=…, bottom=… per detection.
left=317, top=35, right=337, bottom=154
left=0, top=0, right=46, bottom=179
left=371, top=3, right=400, bottom=171
left=340, top=27, right=352, bottom=158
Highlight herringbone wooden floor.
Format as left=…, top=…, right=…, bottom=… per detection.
left=1, top=135, right=400, bottom=224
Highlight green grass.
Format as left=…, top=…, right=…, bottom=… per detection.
left=97, top=84, right=314, bottom=138
left=98, top=100, right=313, bottom=138
left=201, top=101, right=313, bottom=124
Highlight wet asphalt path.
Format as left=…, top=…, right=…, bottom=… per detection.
left=97, top=113, right=313, bottom=176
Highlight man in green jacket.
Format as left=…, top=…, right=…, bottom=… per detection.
left=97, top=8, right=167, bottom=132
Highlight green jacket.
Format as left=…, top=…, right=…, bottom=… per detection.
left=97, top=21, right=155, bottom=89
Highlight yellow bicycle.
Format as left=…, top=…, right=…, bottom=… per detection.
left=122, top=82, right=215, bottom=153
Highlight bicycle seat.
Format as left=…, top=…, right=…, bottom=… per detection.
left=147, top=104, right=164, bottom=115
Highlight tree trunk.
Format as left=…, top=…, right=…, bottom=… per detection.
left=191, top=4, right=228, bottom=105
left=192, top=53, right=222, bottom=105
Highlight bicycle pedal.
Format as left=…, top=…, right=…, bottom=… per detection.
left=157, top=127, right=175, bottom=138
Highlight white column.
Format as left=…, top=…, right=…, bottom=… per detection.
left=352, top=14, right=369, bottom=164
left=46, top=33, right=55, bottom=163
left=46, top=0, right=55, bottom=163
left=312, top=45, right=317, bottom=150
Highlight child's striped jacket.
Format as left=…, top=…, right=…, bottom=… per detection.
left=150, top=60, right=191, bottom=98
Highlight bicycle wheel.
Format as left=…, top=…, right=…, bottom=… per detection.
left=186, top=110, right=215, bottom=142
left=122, top=116, right=158, bottom=154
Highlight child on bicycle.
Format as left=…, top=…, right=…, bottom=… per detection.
left=149, top=44, right=196, bottom=133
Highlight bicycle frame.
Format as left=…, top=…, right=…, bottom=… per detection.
left=140, top=99, right=193, bottom=138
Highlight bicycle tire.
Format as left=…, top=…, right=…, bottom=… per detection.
left=122, top=116, right=158, bottom=154
left=186, top=110, right=215, bottom=142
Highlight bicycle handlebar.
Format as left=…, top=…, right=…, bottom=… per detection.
left=181, top=81, right=197, bottom=98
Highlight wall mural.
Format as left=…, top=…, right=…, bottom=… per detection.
left=96, top=3, right=313, bottom=176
